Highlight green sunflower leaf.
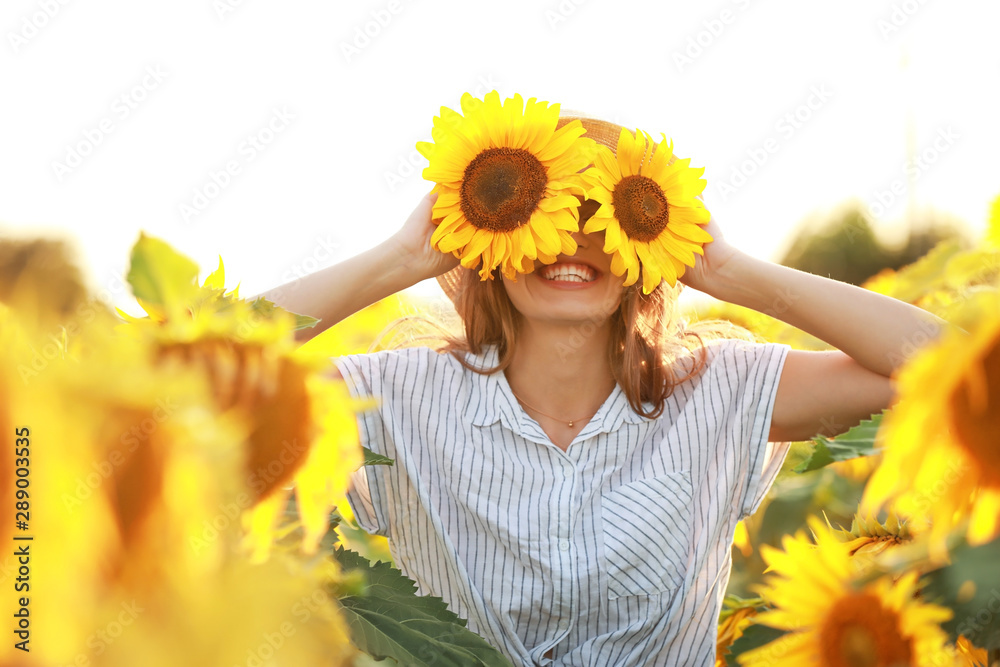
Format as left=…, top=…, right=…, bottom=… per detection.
left=922, top=532, right=1000, bottom=649
left=245, top=296, right=320, bottom=330
left=331, top=547, right=512, bottom=666
left=793, top=411, right=885, bottom=473
left=724, top=622, right=788, bottom=666
left=362, top=447, right=395, bottom=468
left=126, top=232, right=200, bottom=309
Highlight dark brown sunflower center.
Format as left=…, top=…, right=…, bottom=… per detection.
left=950, top=333, right=1000, bottom=485
left=459, top=147, right=547, bottom=232
left=818, top=593, right=912, bottom=667
left=611, top=174, right=669, bottom=242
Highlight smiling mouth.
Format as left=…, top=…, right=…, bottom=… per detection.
left=538, top=263, right=598, bottom=283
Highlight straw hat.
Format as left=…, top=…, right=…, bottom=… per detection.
left=435, top=114, right=627, bottom=303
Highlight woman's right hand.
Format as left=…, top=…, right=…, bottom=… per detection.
left=387, top=191, right=462, bottom=281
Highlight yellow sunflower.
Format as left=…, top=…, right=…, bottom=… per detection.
left=956, top=635, right=989, bottom=666
left=580, top=128, right=713, bottom=294
left=716, top=596, right=761, bottom=666
left=117, top=236, right=365, bottom=558
left=862, top=305, right=1000, bottom=559
left=417, top=91, right=597, bottom=281
left=830, top=511, right=914, bottom=565
left=739, top=517, right=954, bottom=667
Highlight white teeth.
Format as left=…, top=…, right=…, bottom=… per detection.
left=540, top=263, right=597, bottom=282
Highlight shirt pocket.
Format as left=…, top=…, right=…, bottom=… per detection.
left=600, top=471, right=693, bottom=599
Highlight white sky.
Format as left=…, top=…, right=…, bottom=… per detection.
left=2, top=0, right=998, bottom=316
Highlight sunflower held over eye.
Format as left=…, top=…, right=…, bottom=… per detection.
left=580, top=128, right=713, bottom=294
left=417, top=91, right=597, bottom=281
left=739, top=517, right=955, bottom=667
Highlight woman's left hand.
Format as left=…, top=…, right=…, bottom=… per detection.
left=677, top=214, right=740, bottom=295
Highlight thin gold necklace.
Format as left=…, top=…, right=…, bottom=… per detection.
left=510, top=390, right=592, bottom=428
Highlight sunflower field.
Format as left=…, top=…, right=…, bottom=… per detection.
left=0, top=193, right=998, bottom=666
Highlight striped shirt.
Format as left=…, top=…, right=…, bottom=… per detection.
left=335, top=338, right=791, bottom=666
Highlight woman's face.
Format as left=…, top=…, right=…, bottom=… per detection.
left=502, top=199, right=627, bottom=327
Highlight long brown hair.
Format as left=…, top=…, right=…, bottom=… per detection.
left=373, top=268, right=755, bottom=420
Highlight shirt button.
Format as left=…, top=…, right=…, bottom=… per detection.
left=559, top=540, right=570, bottom=551
left=558, top=620, right=569, bottom=631
left=563, top=467, right=573, bottom=478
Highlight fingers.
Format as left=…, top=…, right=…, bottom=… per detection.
left=409, top=190, right=438, bottom=226
left=422, top=189, right=438, bottom=209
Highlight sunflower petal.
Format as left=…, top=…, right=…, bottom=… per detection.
left=583, top=207, right=612, bottom=234
left=530, top=215, right=561, bottom=255
left=594, top=145, right=622, bottom=182
left=460, top=228, right=494, bottom=268
left=616, top=128, right=645, bottom=177
left=518, top=224, right=537, bottom=259
left=538, top=194, right=582, bottom=213
left=437, top=223, right=477, bottom=253
left=668, top=221, right=714, bottom=243
left=559, top=232, right=577, bottom=255
left=603, top=217, right=622, bottom=252
left=536, top=121, right=587, bottom=162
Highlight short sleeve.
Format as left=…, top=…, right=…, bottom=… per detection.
left=334, top=352, right=392, bottom=536
left=335, top=347, right=442, bottom=537
left=710, top=339, right=791, bottom=520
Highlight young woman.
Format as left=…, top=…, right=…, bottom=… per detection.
left=257, top=116, right=947, bottom=666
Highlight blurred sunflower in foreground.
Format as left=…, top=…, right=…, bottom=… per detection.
left=0, top=235, right=359, bottom=666
left=115, top=233, right=364, bottom=558
left=863, top=303, right=1000, bottom=559
left=417, top=90, right=597, bottom=280
left=737, top=517, right=959, bottom=667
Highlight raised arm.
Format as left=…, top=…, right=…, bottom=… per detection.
left=681, top=215, right=954, bottom=442
left=251, top=193, right=459, bottom=345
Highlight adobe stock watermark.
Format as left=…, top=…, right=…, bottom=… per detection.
left=60, top=397, right=179, bottom=513
left=384, top=75, right=501, bottom=192
left=263, top=235, right=344, bottom=303
left=7, top=0, right=72, bottom=54
left=0, top=556, right=17, bottom=586
left=188, top=437, right=310, bottom=556
left=908, top=458, right=969, bottom=515
left=51, top=65, right=168, bottom=183
left=672, top=0, right=755, bottom=73
left=955, top=587, right=1000, bottom=645
left=952, top=252, right=1000, bottom=303
left=56, top=599, right=145, bottom=665
left=15, top=269, right=135, bottom=386
left=554, top=290, right=623, bottom=362
left=237, top=621, right=297, bottom=667
left=865, top=126, right=959, bottom=220
left=714, top=84, right=834, bottom=202
left=340, top=0, right=414, bottom=64
left=213, top=0, right=249, bottom=20
left=236, top=592, right=342, bottom=667
left=884, top=316, right=946, bottom=368
left=544, top=0, right=589, bottom=31
left=876, top=0, right=931, bottom=40
left=189, top=493, right=253, bottom=555
left=249, top=438, right=309, bottom=496
left=219, top=241, right=344, bottom=343
left=759, top=286, right=800, bottom=320
left=177, top=106, right=295, bottom=224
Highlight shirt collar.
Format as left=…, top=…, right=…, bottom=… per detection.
left=463, top=344, right=650, bottom=444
